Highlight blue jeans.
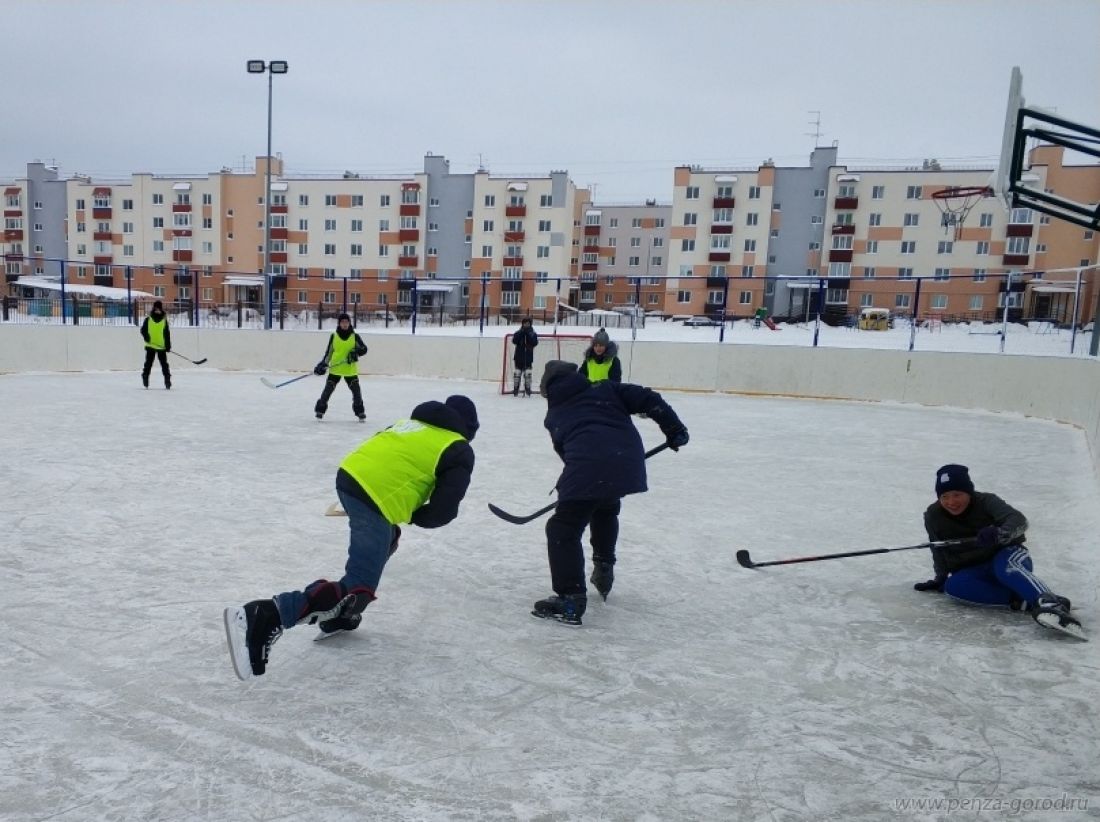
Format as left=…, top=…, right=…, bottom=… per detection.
left=273, top=489, right=395, bottom=628
left=945, top=545, right=1050, bottom=607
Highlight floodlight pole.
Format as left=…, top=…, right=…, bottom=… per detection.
left=248, top=59, right=287, bottom=330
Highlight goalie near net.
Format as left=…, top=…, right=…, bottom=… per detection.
left=499, top=332, right=591, bottom=395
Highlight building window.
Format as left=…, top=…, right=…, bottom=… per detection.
left=898, top=267, right=913, bottom=279
left=979, top=212, right=993, bottom=227
left=744, top=239, right=756, bottom=252
left=746, top=213, right=758, bottom=226
left=685, top=186, right=699, bottom=200
left=896, top=294, right=911, bottom=308
left=976, top=241, right=989, bottom=255
left=863, top=267, right=876, bottom=279
left=972, top=268, right=986, bottom=282
left=1006, top=236, right=1030, bottom=255
left=677, top=290, right=691, bottom=303
left=931, top=295, right=948, bottom=310
left=681, top=239, right=695, bottom=251
left=904, top=213, right=919, bottom=227
left=872, top=185, right=885, bottom=199
left=937, top=241, right=953, bottom=254
left=906, top=185, right=922, bottom=200
left=933, top=267, right=950, bottom=281
left=869, top=213, right=882, bottom=227
left=683, top=212, right=697, bottom=226
left=901, top=241, right=916, bottom=254
left=969, top=295, right=983, bottom=311
left=866, top=240, right=878, bottom=254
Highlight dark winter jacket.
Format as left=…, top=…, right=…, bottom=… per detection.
left=580, top=341, right=622, bottom=383
left=543, top=371, right=685, bottom=501
left=336, top=400, right=476, bottom=528
left=512, top=325, right=539, bottom=369
left=923, top=491, right=1029, bottom=576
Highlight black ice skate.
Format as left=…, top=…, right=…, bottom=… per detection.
left=223, top=599, right=284, bottom=680
left=590, top=561, right=614, bottom=601
left=531, top=594, right=586, bottom=626
left=314, top=593, right=366, bottom=641
left=1031, top=594, right=1087, bottom=641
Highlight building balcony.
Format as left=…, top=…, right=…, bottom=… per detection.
left=500, top=280, right=523, bottom=292
left=1006, top=223, right=1033, bottom=237
left=270, top=227, right=288, bottom=240
left=505, top=205, right=527, bottom=217
left=270, top=275, right=287, bottom=289
left=399, top=229, right=420, bottom=242
left=706, top=276, right=728, bottom=287
left=94, top=275, right=114, bottom=287
left=5, top=252, right=23, bottom=261
left=580, top=292, right=596, bottom=304
left=172, top=229, right=193, bottom=237
left=828, top=249, right=853, bottom=263
left=6, top=272, right=21, bottom=282
left=171, top=204, right=192, bottom=213
left=1002, top=254, right=1030, bottom=266
left=582, top=262, right=598, bottom=271
left=711, top=223, right=733, bottom=235
left=92, top=207, right=112, bottom=219
left=173, top=272, right=192, bottom=284
left=399, top=204, right=421, bottom=217
left=582, top=244, right=600, bottom=253
left=94, top=231, right=112, bottom=241
left=172, top=251, right=193, bottom=263
left=834, top=196, right=859, bottom=210
left=504, top=230, right=525, bottom=243
left=93, top=256, right=113, bottom=266
left=503, top=256, right=523, bottom=267
left=713, top=197, right=735, bottom=208
left=708, top=252, right=731, bottom=263
left=4, top=230, right=23, bottom=241
left=398, top=255, right=419, bottom=267
left=584, top=225, right=601, bottom=236
left=831, top=223, right=855, bottom=235
left=269, top=252, right=288, bottom=264
left=270, top=204, right=288, bottom=214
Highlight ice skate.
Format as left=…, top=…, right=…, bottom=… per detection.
left=1032, top=594, right=1087, bottom=641
left=531, top=594, right=586, bottom=626
left=223, top=598, right=284, bottom=680
left=589, top=561, right=614, bottom=601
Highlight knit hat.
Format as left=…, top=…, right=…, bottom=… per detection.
left=540, top=360, right=577, bottom=397
left=935, top=464, right=974, bottom=497
left=337, top=312, right=351, bottom=323
left=592, top=328, right=610, bottom=346
left=152, top=300, right=164, bottom=312
left=444, top=395, right=479, bottom=441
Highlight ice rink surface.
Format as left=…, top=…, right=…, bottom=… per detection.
left=1, top=370, right=1097, bottom=821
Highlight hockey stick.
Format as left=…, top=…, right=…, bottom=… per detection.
left=261, top=358, right=353, bottom=390
left=169, top=350, right=208, bottom=365
left=735, top=538, right=972, bottom=569
left=488, top=443, right=671, bottom=525
left=324, top=501, right=347, bottom=517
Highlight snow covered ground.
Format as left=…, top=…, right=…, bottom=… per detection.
left=1, top=369, right=1097, bottom=821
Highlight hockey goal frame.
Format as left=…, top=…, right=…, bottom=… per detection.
left=499, top=332, right=591, bottom=395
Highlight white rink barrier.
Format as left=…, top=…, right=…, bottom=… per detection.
left=3, top=324, right=1099, bottom=478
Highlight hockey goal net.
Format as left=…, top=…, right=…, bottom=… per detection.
left=499, top=332, right=591, bottom=395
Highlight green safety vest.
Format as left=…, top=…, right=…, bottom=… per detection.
left=584, top=357, right=614, bottom=383
left=340, top=419, right=465, bottom=524
left=328, top=333, right=358, bottom=377
left=146, top=317, right=167, bottom=350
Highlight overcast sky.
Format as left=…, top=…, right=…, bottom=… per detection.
left=3, top=0, right=1099, bottom=202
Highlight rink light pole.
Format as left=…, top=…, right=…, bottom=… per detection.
left=247, top=59, right=288, bottom=329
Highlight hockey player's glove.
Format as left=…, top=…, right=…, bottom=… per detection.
left=666, top=427, right=690, bottom=451
left=975, top=525, right=999, bottom=549
left=914, top=576, right=946, bottom=593
left=346, top=351, right=359, bottom=363
left=314, top=363, right=327, bottom=376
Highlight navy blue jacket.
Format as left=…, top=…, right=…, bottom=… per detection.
left=512, top=325, right=539, bottom=369
left=543, top=372, right=685, bottom=501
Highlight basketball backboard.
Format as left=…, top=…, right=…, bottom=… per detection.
left=994, top=65, right=1100, bottom=230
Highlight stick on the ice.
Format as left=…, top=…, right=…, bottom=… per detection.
left=169, top=350, right=208, bottom=365
left=324, top=502, right=347, bottom=517
left=735, top=538, right=971, bottom=569
left=488, top=443, right=671, bottom=525
left=261, top=359, right=351, bottom=390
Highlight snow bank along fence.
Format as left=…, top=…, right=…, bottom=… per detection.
left=3, top=324, right=1099, bottom=479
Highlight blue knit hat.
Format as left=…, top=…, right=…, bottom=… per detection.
left=935, top=464, right=974, bottom=496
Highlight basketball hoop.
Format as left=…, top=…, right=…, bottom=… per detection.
left=931, top=186, right=993, bottom=240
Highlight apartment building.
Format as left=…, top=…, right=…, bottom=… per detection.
left=571, top=201, right=671, bottom=314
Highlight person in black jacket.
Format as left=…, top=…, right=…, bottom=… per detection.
left=915, top=464, right=1083, bottom=638
left=511, top=317, right=539, bottom=396
left=224, top=395, right=479, bottom=679
left=140, top=300, right=172, bottom=389
left=531, top=360, right=688, bottom=625
left=313, top=313, right=369, bottom=421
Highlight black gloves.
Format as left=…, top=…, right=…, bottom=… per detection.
left=914, top=576, right=946, bottom=592
left=976, top=525, right=999, bottom=549
left=666, top=427, right=689, bottom=451
left=313, top=363, right=327, bottom=376
left=347, top=351, right=359, bottom=363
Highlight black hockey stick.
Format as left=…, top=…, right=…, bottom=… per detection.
left=735, top=538, right=971, bottom=569
left=169, top=350, right=208, bottom=365
left=261, top=358, right=352, bottom=389
left=488, top=443, right=671, bottom=525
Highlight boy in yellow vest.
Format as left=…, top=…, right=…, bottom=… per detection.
left=140, top=300, right=172, bottom=389
left=579, top=328, right=621, bottom=384
left=313, top=313, right=369, bottom=421
left=224, top=395, right=479, bottom=679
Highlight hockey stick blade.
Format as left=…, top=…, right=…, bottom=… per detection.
left=487, top=500, right=557, bottom=525
left=735, top=550, right=756, bottom=568
left=324, top=502, right=347, bottom=517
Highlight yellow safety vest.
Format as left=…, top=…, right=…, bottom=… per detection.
left=146, top=317, right=167, bottom=350
left=328, top=333, right=358, bottom=377
left=340, top=420, right=464, bottom=524
left=584, top=356, right=614, bottom=383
